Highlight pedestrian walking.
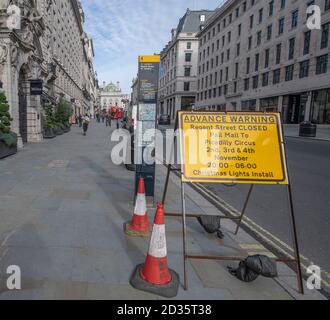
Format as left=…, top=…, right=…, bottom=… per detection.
left=106, top=114, right=111, bottom=127
left=78, top=115, right=83, bottom=128
left=82, top=114, right=91, bottom=136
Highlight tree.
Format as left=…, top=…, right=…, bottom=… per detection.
left=0, top=91, right=17, bottom=147
left=55, top=98, right=73, bottom=125
left=0, top=92, right=12, bottom=134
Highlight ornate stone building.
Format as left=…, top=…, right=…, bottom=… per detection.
left=0, top=0, right=98, bottom=147
left=99, top=81, right=130, bottom=113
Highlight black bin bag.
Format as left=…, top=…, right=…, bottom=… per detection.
left=228, top=255, right=278, bottom=283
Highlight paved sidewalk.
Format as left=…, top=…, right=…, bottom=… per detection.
left=284, top=125, right=330, bottom=141
left=0, top=123, right=325, bottom=300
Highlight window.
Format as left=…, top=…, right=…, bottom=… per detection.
left=252, top=75, right=259, bottom=89
left=185, top=53, right=192, bottom=62
left=285, top=65, right=294, bottom=81
left=255, top=53, right=259, bottom=71
left=321, top=23, right=329, bottom=49
left=259, top=8, right=263, bottom=23
left=236, top=43, right=240, bottom=56
left=228, top=31, right=231, bottom=43
left=279, top=17, right=285, bottom=35
left=225, top=67, right=229, bottom=81
left=243, top=2, right=247, bottom=12
left=326, top=0, right=330, bottom=11
left=267, top=24, right=272, bottom=40
left=238, top=24, right=242, bottom=36
left=291, top=10, right=299, bottom=29
left=218, top=86, right=222, bottom=96
left=273, top=69, right=281, bottom=84
left=224, top=85, right=228, bottom=95
left=232, top=81, right=237, bottom=93
left=187, top=42, right=192, bottom=49
left=276, top=44, right=282, bottom=64
left=184, top=82, right=190, bottom=91
left=281, top=0, right=286, bottom=9
left=200, top=15, right=206, bottom=22
left=250, top=15, right=254, bottom=29
left=304, top=31, right=311, bottom=55
left=244, top=78, right=250, bottom=90
left=184, top=67, right=191, bottom=77
left=236, top=8, right=240, bottom=18
left=248, top=36, right=253, bottom=50
left=289, top=38, right=295, bottom=60
left=316, top=54, right=328, bottom=74
left=227, top=49, right=230, bottom=61
left=257, top=31, right=262, bottom=46
left=265, top=49, right=270, bottom=68
left=299, top=60, right=309, bottom=78
left=246, top=57, right=250, bottom=74
left=235, top=63, right=239, bottom=78
left=262, top=72, right=269, bottom=86
left=269, top=1, right=274, bottom=16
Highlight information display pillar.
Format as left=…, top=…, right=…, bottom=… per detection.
left=135, top=55, right=160, bottom=198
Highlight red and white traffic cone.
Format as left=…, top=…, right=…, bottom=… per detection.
left=124, top=177, right=151, bottom=237
left=130, top=203, right=179, bottom=298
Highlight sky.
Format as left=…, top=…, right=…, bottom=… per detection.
left=81, top=0, right=223, bottom=94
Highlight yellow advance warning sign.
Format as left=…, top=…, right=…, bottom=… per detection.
left=178, top=112, right=289, bottom=185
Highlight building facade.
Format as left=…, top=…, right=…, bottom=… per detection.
left=0, top=0, right=97, bottom=147
left=196, top=0, right=330, bottom=124
left=158, top=9, right=215, bottom=121
left=99, top=81, right=130, bottom=113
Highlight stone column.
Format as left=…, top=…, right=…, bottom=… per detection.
left=256, top=98, right=261, bottom=112
left=304, top=91, right=313, bottom=122
left=278, top=95, right=284, bottom=113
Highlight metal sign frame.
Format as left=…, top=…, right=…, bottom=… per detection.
left=161, top=111, right=304, bottom=295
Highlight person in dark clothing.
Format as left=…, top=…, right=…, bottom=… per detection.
left=78, top=115, right=83, bottom=128
left=106, top=114, right=111, bottom=127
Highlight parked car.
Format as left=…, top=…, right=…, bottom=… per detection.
left=158, top=114, right=171, bottom=125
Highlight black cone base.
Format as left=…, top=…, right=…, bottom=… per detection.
left=130, top=264, right=180, bottom=298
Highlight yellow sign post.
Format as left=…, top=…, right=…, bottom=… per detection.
left=178, top=112, right=288, bottom=185
left=161, top=111, right=304, bottom=295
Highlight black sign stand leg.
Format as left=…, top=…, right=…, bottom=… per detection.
left=234, top=184, right=254, bottom=235
left=181, top=181, right=188, bottom=291
left=287, top=183, right=305, bottom=295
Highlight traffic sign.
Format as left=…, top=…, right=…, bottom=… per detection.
left=178, top=112, right=289, bottom=185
